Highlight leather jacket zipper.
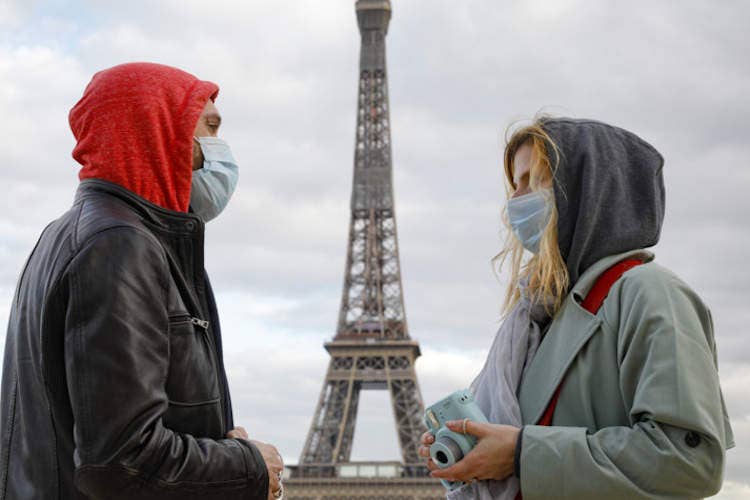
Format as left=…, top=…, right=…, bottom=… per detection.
left=190, top=316, right=210, bottom=330
left=169, top=314, right=209, bottom=329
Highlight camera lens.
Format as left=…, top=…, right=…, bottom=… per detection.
left=432, top=436, right=464, bottom=467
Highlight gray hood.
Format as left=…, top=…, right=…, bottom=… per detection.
left=541, top=118, right=665, bottom=286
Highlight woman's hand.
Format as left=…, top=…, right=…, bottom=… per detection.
left=418, top=430, right=439, bottom=472
left=425, top=420, right=520, bottom=483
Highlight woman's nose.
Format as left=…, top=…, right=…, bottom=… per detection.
left=511, top=185, right=531, bottom=199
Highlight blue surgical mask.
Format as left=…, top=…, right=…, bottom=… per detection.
left=507, top=188, right=553, bottom=253
left=191, top=136, right=239, bottom=222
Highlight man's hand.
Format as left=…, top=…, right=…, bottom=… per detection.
left=226, top=426, right=250, bottom=440
left=417, top=421, right=520, bottom=483
left=227, top=427, right=284, bottom=499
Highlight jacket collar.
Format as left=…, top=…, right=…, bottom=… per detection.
left=518, top=248, right=654, bottom=424
left=569, top=248, right=654, bottom=303
left=75, top=178, right=204, bottom=236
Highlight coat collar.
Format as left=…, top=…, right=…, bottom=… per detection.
left=569, top=249, right=654, bottom=303
left=75, top=178, right=204, bottom=236
left=518, top=248, right=654, bottom=424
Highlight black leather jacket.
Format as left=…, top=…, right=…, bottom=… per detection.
left=0, top=180, right=268, bottom=499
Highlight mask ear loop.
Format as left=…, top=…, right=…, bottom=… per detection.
left=193, top=137, right=205, bottom=172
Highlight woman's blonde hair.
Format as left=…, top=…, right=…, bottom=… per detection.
left=494, top=118, right=569, bottom=315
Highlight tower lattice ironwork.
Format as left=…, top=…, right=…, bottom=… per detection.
left=286, top=1, right=442, bottom=498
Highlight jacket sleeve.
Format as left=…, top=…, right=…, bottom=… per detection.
left=519, top=266, right=732, bottom=499
left=62, top=226, right=269, bottom=500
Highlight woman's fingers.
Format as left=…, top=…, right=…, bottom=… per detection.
left=418, top=442, right=445, bottom=471
left=445, top=419, right=489, bottom=438
left=419, top=432, right=435, bottom=468
left=430, top=457, right=472, bottom=481
left=429, top=449, right=489, bottom=482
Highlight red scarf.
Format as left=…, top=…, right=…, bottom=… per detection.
left=69, top=62, right=219, bottom=212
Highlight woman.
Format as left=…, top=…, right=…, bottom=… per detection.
left=419, top=117, right=734, bottom=499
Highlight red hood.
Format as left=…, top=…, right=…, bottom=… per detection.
left=69, top=62, right=219, bottom=212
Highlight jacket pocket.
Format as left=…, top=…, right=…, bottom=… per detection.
left=164, top=314, right=224, bottom=438
left=163, top=398, right=224, bottom=439
left=165, top=314, right=221, bottom=405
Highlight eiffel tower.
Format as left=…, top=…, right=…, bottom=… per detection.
left=285, top=1, right=443, bottom=498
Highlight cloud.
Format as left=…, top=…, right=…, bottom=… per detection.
left=718, top=480, right=750, bottom=500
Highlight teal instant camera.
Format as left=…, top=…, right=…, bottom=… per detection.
left=424, top=389, right=489, bottom=491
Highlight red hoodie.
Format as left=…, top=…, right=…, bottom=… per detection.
left=69, top=62, right=219, bottom=212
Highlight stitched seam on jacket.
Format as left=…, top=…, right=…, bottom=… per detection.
left=241, top=439, right=269, bottom=497
left=12, top=220, right=55, bottom=310
left=238, top=440, right=250, bottom=482
left=48, top=395, right=61, bottom=500
left=70, top=255, right=92, bottom=462
left=76, top=463, right=252, bottom=489
left=72, top=196, right=83, bottom=248
left=37, top=242, right=74, bottom=500
left=136, top=241, right=171, bottom=485
left=167, top=397, right=221, bottom=407
left=0, top=371, right=17, bottom=499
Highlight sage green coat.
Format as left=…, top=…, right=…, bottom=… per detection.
left=517, top=249, right=734, bottom=499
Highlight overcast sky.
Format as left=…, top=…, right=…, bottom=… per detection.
left=1, top=0, right=748, bottom=497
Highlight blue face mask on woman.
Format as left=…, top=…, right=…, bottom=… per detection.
left=191, top=136, right=239, bottom=222
left=507, top=188, right=553, bottom=254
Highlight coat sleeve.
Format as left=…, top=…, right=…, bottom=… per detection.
left=62, top=226, right=269, bottom=500
left=519, top=265, right=732, bottom=499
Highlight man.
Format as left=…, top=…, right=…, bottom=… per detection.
left=0, top=62, right=283, bottom=499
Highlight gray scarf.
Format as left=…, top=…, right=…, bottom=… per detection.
left=447, top=287, right=552, bottom=500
